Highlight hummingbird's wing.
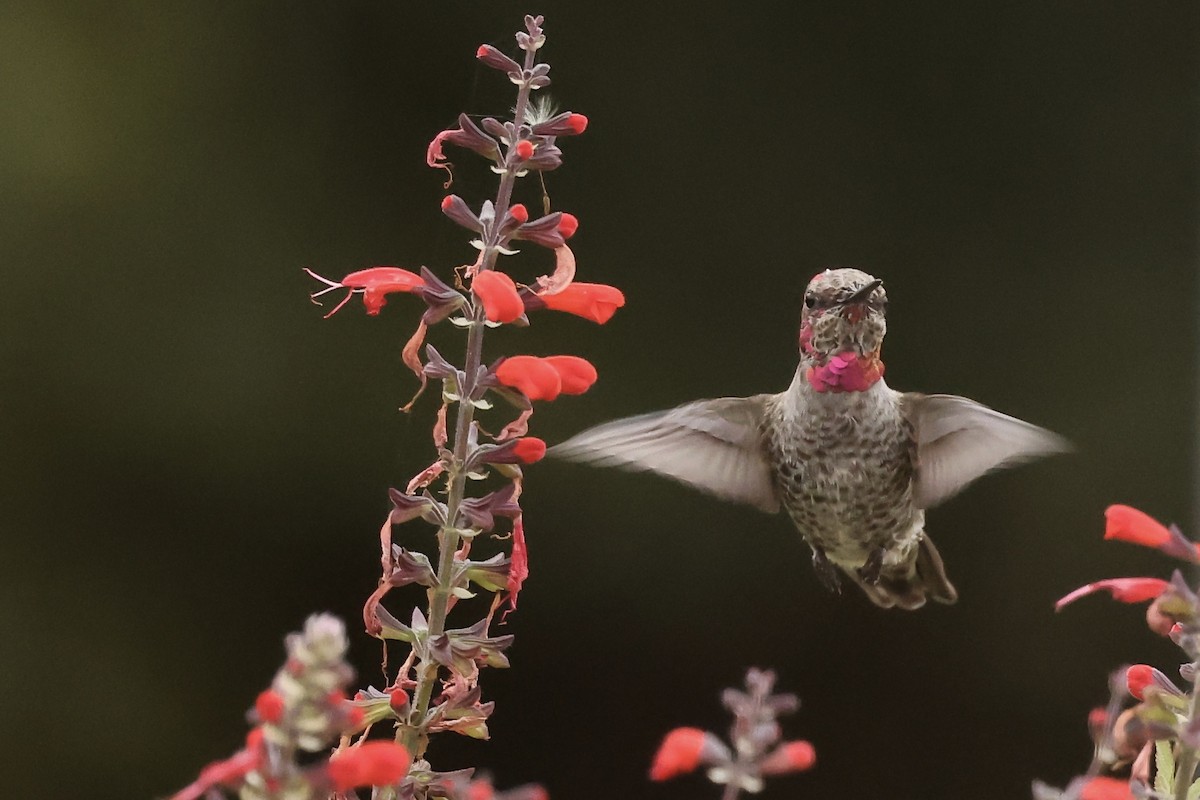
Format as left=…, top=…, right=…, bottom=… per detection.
left=547, top=395, right=780, bottom=513
left=902, top=393, right=1070, bottom=509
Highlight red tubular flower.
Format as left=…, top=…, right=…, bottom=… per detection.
left=1079, top=777, right=1134, bottom=800
left=539, top=283, right=625, bottom=324
left=1055, top=577, right=1170, bottom=611
left=1126, top=664, right=1156, bottom=700
left=496, top=356, right=562, bottom=401
left=388, top=688, right=409, bottom=713
left=1106, top=505, right=1172, bottom=548
left=512, top=437, right=547, bottom=463
left=759, top=740, right=817, bottom=774
left=327, top=741, right=412, bottom=792
left=650, top=727, right=708, bottom=781
left=254, top=689, right=285, bottom=724
left=509, top=203, right=529, bottom=224
left=516, top=140, right=535, bottom=160
left=557, top=212, right=579, bottom=239
left=543, top=355, right=597, bottom=395
left=567, top=113, right=588, bottom=133
left=306, top=267, right=426, bottom=317
left=473, top=271, right=524, bottom=324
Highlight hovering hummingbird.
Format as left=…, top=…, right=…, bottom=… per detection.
left=548, top=268, right=1069, bottom=610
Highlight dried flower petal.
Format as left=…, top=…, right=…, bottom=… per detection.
left=506, top=515, right=529, bottom=613
left=473, top=271, right=525, bottom=324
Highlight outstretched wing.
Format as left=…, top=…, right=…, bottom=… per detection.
left=902, top=393, right=1070, bottom=509
left=547, top=395, right=780, bottom=513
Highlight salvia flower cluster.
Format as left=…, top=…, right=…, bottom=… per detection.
left=171, top=15, right=623, bottom=800
left=650, top=669, right=816, bottom=800
left=1035, top=505, right=1200, bottom=800
left=170, top=615, right=412, bottom=800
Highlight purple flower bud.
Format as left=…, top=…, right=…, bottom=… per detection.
left=418, top=266, right=467, bottom=325
left=440, top=194, right=482, bottom=232
left=511, top=212, right=566, bottom=249
left=457, top=483, right=521, bottom=531
left=475, top=44, right=521, bottom=76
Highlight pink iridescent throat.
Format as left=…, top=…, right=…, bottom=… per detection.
left=805, top=350, right=886, bottom=393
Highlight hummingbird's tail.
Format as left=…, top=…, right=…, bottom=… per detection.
left=852, top=533, right=959, bottom=611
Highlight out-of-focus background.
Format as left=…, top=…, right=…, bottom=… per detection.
left=1, top=2, right=1195, bottom=798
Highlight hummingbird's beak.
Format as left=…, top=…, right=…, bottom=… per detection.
left=839, top=279, right=883, bottom=306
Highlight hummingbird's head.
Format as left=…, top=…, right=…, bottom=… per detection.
left=799, top=268, right=888, bottom=362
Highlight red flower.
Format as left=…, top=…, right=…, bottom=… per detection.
left=650, top=727, right=709, bottom=781
left=516, top=140, right=535, bottom=160
left=496, top=356, right=562, bottom=401
left=557, top=212, right=579, bottom=239
left=509, top=203, right=529, bottom=224
left=566, top=113, right=588, bottom=134
left=326, top=741, right=412, bottom=792
left=539, top=283, right=625, bottom=324
left=473, top=271, right=524, bottom=324
left=760, top=740, right=817, bottom=774
left=544, top=355, right=597, bottom=395
left=1079, top=777, right=1134, bottom=800
left=1126, top=664, right=1156, bottom=700
left=1106, top=505, right=1172, bottom=548
left=512, top=437, right=547, bottom=463
left=305, top=267, right=425, bottom=317
left=254, top=690, right=285, bottom=724
left=1055, top=577, right=1170, bottom=611
left=388, top=688, right=409, bottom=713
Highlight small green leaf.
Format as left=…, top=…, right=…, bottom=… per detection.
left=1156, top=740, right=1176, bottom=795
left=1187, top=776, right=1200, bottom=800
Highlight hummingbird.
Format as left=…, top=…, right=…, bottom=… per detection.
left=548, top=268, right=1069, bottom=610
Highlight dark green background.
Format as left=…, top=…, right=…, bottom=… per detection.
left=2, top=3, right=1196, bottom=798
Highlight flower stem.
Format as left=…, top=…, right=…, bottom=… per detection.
left=400, top=43, right=539, bottom=759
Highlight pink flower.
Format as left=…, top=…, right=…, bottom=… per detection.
left=326, top=741, right=412, bottom=792
left=1106, top=505, right=1172, bottom=548
left=650, top=727, right=708, bottom=781
left=473, top=271, right=524, bottom=324
left=538, top=283, right=625, bottom=324
left=254, top=689, right=285, bottom=724
left=305, top=267, right=425, bottom=317
left=496, top=356, right=562, bottom=401
left=1055, top=577, right=1170, bottom=611
left=544, top=355, right=597, bottom=395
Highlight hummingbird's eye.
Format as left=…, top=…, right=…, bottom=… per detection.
left=804, top=294, right=816, bottom=308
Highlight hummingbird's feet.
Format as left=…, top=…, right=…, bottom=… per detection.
left=811, top=548, right=842, bottom=594
left=858, top=547, right=885, bottom=585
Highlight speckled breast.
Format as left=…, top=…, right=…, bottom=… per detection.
left=762, top=383, right=920, bottom=568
